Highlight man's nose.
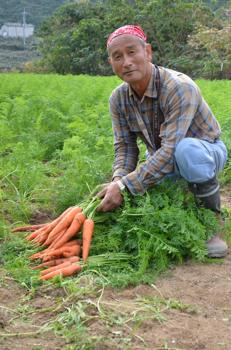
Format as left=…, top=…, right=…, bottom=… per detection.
left=123, top=54, right=132, bottom=68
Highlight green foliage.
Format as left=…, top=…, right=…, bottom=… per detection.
left=197, top=79, right=231, bottom=183
left=0, top=0, right=229, bottom=28
left=0, top=225, right=39, bottom=287
left=0, top=73, right=118, bottom=221
left=91, top=180, right=219, bottom=286
left=1, top=0, right=231, bottom=76
left=0, top=74, right=230, bottom=288
left=140, top=0, right=215, bottom=67
left=186, top=25, right=231, bottom=79
left=36, top=0, right=231, bottom=78
left=38, top=1, right=109, bottom=75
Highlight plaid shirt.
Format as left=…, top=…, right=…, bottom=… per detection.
left=109, top=64, right=221, bottom=195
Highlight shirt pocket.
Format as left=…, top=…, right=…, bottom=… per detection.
left=125, top=112, right=140, bottom=131
left=127, top=120, right=141, bottom=132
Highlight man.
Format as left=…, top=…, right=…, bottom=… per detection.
left=97, top=25, right=228, bottom=258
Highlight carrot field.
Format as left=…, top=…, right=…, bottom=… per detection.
left=0, top=74, right=231, bottom=350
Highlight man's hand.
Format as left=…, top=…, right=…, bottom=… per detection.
left=97, top=181, right=123, bottom=212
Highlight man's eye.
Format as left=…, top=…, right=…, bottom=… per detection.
left=114, top=56, right=121, bottom=60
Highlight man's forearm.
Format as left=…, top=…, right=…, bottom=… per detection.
left=112, top=140, right=139, bottom=179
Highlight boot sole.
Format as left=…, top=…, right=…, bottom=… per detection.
left=207, top=249, right=228, bottom=258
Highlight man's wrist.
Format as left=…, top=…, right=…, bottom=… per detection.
left=116, top=179, right=126, bottom=192
left=113, top=176, right=121, bottom=182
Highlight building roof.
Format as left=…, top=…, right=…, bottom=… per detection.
left=2, top=22, right=34, bottom=28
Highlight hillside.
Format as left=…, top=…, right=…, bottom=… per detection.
left=0, top=0, right=68, bottom=28
left=1, top=1, right=229, bottom=29
left=0, top=0, right=69, bottom=70
left=0, top=37, right=41, bottom=71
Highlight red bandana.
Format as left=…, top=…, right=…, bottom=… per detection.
left=107, top=25, right=147, bottom=48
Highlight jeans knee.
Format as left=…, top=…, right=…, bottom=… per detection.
left=174, top=138, right=197, bottom=167
left=174, top=138, right=215, bottom=183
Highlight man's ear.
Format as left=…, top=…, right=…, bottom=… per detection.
left=108, top=56, right=112, bottom=65
left=145, top=43, right=152, bottom=62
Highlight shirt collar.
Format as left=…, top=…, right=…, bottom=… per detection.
left=128, top=64, right=158, bottom=100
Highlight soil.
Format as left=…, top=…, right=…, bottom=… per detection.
left=0, top=272, right=67, bottom=350
left=0, top=188, right=230, bottom=350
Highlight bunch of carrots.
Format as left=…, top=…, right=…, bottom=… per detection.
left=12, top=197, right=100, bottom=281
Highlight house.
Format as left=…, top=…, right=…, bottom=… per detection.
left=0, top=22, right=34, bottom=38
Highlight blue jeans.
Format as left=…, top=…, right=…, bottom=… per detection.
left=174, top=138, right=228, bottom=183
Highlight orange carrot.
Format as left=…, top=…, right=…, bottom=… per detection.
left=12, top=223, right=47, bottom=233
left=31, top=256, right=80, bottom=270
left=63, top=245, right=82, bottom=258
left=40, top=260, right=76, bottom=276
left=29, top=239, right=82, bottom=261
left=32, top=230, right=50, bottom=245
left=29, top=251, right=45, bottom=260
left=44, top=207, right=82, bottom=246
left=82, top=218, right=94, bottom=262
left=28, top=207, right=74, bottom=245
left=28, top=225, right=49, bottom=239
left=47, top=235, right=82, bottom=251
left=40, top=264, right=82, bottom=280
left=29, top=246, right=53, bottom=260
left=42, top=244, right=81, bottom=261
left=64, top=239, right=82, bottom=246
left=52, top=239, right=82, bottom=248
left=42, top=207, right=73, bottom=231
left=47, top=229, right=66, bottom=249
left=47, top=240, right=81, bottom=252
left=26, top=230, right=42, bottom=241
left=50, top=212, right=86, bottom=250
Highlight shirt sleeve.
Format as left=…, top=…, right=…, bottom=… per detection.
left=122, top=82, right=201, bottom=195
left=110, top=92, right=139, bottom=179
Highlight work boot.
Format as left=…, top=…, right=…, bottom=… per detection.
left=188, top=176, right=220, bottom=212
left=188, top=176, right=228, bottom=258
left=206, top=235, right=228, bottom=258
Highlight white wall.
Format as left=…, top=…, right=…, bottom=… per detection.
left=0, top=23, right=34, bottom=38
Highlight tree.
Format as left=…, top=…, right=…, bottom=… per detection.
left=187, top=25, right=231, bottom=79
left=38, top=1, right=108, bottom=74
left=138, top=0, right=215, bottom=66
left=37, top=0, right=229, bottom=77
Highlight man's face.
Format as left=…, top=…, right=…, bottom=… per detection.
left=108, top=35, right=152, bottom=85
